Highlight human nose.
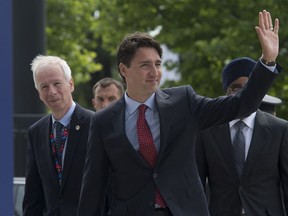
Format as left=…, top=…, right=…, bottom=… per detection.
left=48, top=86, right=57, bottom=95
left=102, top=100, right=110, bottom=108
left=149, top=65, right=159, bottom=76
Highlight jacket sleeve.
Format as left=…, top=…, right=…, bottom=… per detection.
left=22, top=129, right=45, bottom=216
left=78, top=113, right=110, bottom=216
left=191, top=61, right=279, bottom=130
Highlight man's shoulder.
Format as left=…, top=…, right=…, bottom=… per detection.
left=28, top=114, right=50, bottom=132
left=161, top=85, right=192, bottom=93
left=74, top=103, right=94, bottom=116
left=159, top=85, right=196, bottom=99
left=257, top=110, right=288, bottom=126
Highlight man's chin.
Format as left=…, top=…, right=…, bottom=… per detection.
left=48, top=103, right=62, bottom=111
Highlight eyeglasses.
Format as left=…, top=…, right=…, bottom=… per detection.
left=227, top=84, right=243, bottom=94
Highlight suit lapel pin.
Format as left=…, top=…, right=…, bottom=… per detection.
left=75, top=125, right=80, bottom=130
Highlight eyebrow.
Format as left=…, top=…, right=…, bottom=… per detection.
left=139, top=59, right=162, bottom=64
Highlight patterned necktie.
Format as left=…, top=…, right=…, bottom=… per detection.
left=54, top=121, right=65, bottom=184
left=233, top=121, right=246, bottom=178
left=137, top=104, right=166, bottom=208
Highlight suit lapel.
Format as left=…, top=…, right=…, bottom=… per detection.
left=112, top=98, right=149, bottom=168
left=61, top=105, right=83, bottom=188
left=242, top=111, right=271, bottom=179
left=211, top=124, right=239, bottom=178
left=154, top=90, right=172, bottom=167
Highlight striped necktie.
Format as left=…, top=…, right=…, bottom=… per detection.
left=233, top=121, right=246, bottom=178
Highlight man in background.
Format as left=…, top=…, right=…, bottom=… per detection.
left=92, top=77, right=124, bottom=111
left=196, top=57, right=288, bottom=216
left=259, top=94, right=282, bottom=116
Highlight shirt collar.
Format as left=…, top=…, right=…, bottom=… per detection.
left=229, top=111, right=256, bottom=130
left=125, top=92, right=156, bottom=116
left=52, top=101, right=76, bottom=127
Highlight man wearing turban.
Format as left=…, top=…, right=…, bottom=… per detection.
left=196, top=57, right=288, bottom=216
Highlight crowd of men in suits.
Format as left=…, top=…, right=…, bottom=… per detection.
left=22, top=9, right=287, bottom=216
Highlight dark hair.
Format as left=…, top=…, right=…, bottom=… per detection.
left=92, top=77, right=124, bottom=97
left=116, top=32, right=163, bottom=80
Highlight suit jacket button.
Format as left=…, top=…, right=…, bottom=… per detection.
left=153, top=173, right=158, bottom=178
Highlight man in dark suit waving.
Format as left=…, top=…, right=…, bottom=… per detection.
left=23, top=55, right=93, bottom=216
left=78, top=10, right=281, bottom=216
left=196, top=57, right=288, bottom=215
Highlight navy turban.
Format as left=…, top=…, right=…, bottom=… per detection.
left=222, top=57, right=256, bottom=91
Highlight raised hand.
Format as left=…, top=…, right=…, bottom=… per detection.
left=255, top=10, right=279, bottom=62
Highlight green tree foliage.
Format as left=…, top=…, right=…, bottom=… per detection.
left=47, top=0, right=288, bottom=117
left=46, top=0, right=102, bottom=83
left=91, top=0, right=288, bottom=117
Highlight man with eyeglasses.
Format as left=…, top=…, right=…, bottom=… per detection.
left=196, top=57, right=288, bottom=216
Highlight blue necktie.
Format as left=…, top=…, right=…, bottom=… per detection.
left=54, top=121, right=64, bottom=153
left=233, top=121, right=246, bottom=178
left=54, top=121, right=65, bottom=184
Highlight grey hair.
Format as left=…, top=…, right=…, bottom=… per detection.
left=31, top=55, right=72, bottom=89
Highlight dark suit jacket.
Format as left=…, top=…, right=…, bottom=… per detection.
left=23, top=104, right=93, bottom=216
left=78, top=61, right=278, bottom=216
left=196, top=110, right=288, bottom=216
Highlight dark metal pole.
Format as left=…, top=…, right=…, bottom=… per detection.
left=13, top=0, right=46, bottom=177
left=0, top=0, right=13, bottom=214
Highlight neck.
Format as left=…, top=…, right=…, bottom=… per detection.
left=53, top=101, right=73, bottom=120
